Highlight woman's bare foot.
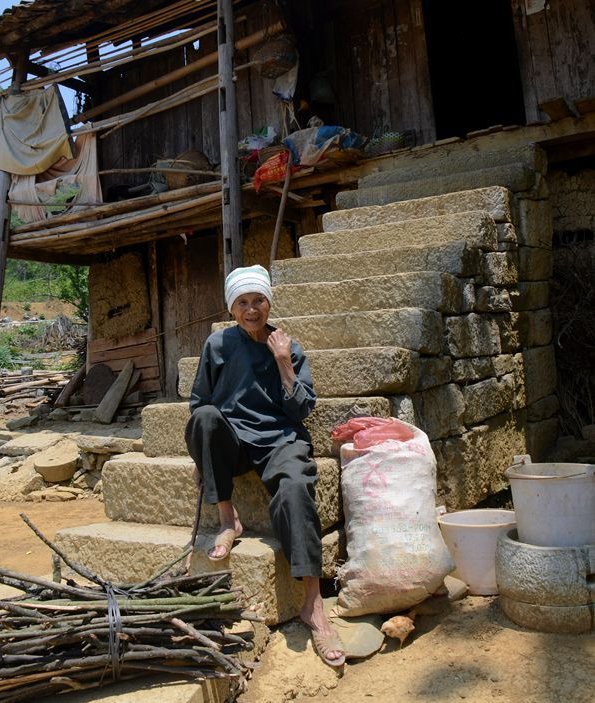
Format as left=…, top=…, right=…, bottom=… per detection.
left=300, top=576, right=345, bottom=667
left=209, top=501, right=243, bottom=560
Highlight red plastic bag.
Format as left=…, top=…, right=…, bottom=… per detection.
left=353, top=420, right=414, bottom=449
left=330, top=416, right=389, bottom=442
left=252, top=150, right=297, bottom=192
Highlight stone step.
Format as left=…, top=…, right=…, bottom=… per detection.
left=102, top=452, right=341, bottom=534
left=358, top=144, right=546, bottom=190
left=298, top=211, right=498, bottom=258
left=142, top=396, right=391, bottom=458
left=271, top=272, right=463, bottom=318
left=267, top=308, right=443, bottom=355
left=179, top=345, right=420, bottom=400
left=335, top=162, right=539, bottom=210
left=54, top=522, right=343, bottom=625
left=211, top=308, right=443, bottom=355
left=272, top=241, right=481, bottom=285
left=322, top=186, right=513, bottom=232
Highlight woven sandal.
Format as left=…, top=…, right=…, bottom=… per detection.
left=311, top=628, right=346, bottom=668
left=207, top=528, right=240, bottom=562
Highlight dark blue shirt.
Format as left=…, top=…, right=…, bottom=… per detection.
left=189, top=325, right=316, bottom=449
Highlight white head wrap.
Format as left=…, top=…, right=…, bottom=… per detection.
left=224, top=264, right=273, bottom=312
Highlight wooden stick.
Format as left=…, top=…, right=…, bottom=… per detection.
left=270, top=154, right=293, bottom=269
left=98, top=167, right=218, bottom=177
left=53, top=365, right=85, bottom=408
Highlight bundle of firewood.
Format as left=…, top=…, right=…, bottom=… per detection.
left=0, top=517, right=257, bottom=702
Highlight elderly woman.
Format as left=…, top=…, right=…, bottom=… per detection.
left=185, top=264, right=345, bottom=668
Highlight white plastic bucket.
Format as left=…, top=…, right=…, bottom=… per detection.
left=505, top=463, right=595, bottom=548
left=438, top=509, right=516, bottom=595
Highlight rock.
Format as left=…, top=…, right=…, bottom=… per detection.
left=44, top=489, right=77, bottom=501
left=6, top=415, right=38, bottom=430
left=0, top=456, right=45, bottom=501
left=48, top=408, right=70, bottom=421
left=75, top=435, right=139, bottom=455
left=33, top=439, right=80, bottom=483
left=0, top=431, right=63, bottom=457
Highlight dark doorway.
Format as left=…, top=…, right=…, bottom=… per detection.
left=423, top=0, right=526, bottom=139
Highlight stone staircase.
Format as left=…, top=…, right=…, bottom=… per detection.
left=56, top=146, right=558, bottom=627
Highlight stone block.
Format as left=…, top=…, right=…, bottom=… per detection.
left=74, top=434, right=140, bottom=455
left=270, top=308, right=444, bottom=354
left=518, top=246, right=553, bottom=281
left=299, top=211, right=498, bottom=258
left=178, top=356, right=199, bottom=399
left=526, top=417, right=559, bottom=460
left=500, top=597, right=593, bottom=634
left=437, top=411, right=527, bottom=509
left=413, top=383, right=466, bottom=440
left=462, top=375, right=516, bottom=425
left=481, top=252, right=519, bottom=286
left=0, top=455, right=45, bottom=501
left=143, top=398, right=391, bottom=459
left=389, top=395, right=417, bottom=425
left=308, top=347, right=420, bottom=397
left=0, top=431, right=63, bottom=457
left=33, top=439, right=79, bottom=483
left=54, top=522, right=318, bottom=625
left=523, top=346, right=557, bottom=405
left=272, top=241, right=482, bottom=285
left=496, top=222, right=517, bottom=244
left=444, top=314, right=501, bottom=358
left=490, top=312, right=521, bottom=353
left=475, top=286, right=513, bottom=312
left=512, top=282, right=550, bottom=311
left=336, top=163, right=538, bottom=209
left=271, top=272, right=463, bottom=317
left=452, top=354, right=519, bottom=383
left=518, top=309, right=553, bottom=347
left=322, top=186, right=514, bottom=231
left=416, top=357, right=452, bottom=391
left=321, top=529, right=346, bottom=579
left=179, top=347, right=420, bottom=400
left=305, top=396, right=391, bottom=456
left=516, top=198, right=553, bottom=248
left=527, top=394, right=559, bottom=422
left=461, top=281, right=475, bottom=312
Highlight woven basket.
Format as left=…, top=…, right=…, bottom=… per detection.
left=158, top=149, right=213, bottom=190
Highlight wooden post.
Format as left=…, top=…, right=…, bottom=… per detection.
left=218, top=0, right=242, bottom=276
left=0, top=171, right=12, bottom=312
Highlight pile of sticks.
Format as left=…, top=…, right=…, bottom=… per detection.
left=0, top=370, right=70, bottom=401
left=0, top=516, right=257, bottom=702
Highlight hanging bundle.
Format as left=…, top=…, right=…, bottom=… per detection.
left=253, top=33, right=298, bottom=79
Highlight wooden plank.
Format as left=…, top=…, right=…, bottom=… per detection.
left=546, top=0, right=595, bottom=104
left=94, top=359, right=134, bottom=424
left=538, top=97, right=576, bottom=121
left=91, top=353, right=159, bottom=371
left=525, top=4, right=557, bottom=107
left=393, top=0, right=422, bottom=139
left=383, top=1, right=403, bottom=131
left=409, top=0, right=435, bottom=143
left=89, top=329, right=157, bottom=354
left=89, top=341, right=157, bottom=362
left=137, top=378, right=163, bottom=393
left=510, top=0, right=540, bottom=123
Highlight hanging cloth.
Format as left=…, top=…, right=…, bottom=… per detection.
left=0, top=85, right=73, bottom=175
left=9, top=132, right=102, bottom=224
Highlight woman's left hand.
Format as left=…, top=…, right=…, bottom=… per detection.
left=267, top=328, right=292, bottom=361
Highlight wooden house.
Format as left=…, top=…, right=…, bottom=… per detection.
left=0, top=0, right=593, bottom=401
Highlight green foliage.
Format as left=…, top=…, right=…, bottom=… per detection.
left=3, top=260, right=89, bottom=321
left=0, top=345, right=15, bottom=370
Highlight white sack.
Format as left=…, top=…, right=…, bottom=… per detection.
left=335, top=421, right=454, bottom=617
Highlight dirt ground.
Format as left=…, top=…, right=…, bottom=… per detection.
left=1, top=499, right=593, bottom=703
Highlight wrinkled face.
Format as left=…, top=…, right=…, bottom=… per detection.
left=231, top=292, right=271, bottom=335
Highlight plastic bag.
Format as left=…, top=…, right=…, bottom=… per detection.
left=252, top=150, right=297, bottom=192
left=331, top=416, right=414, bottom=447
left=335, top=420, right=454, bottom=617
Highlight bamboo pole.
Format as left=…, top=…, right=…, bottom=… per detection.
left=73, top=22, right=284, bottom=125
left=12, top=182, right=221, bottom=235
left=218, top=0, right=243, bottom=275
left=98, top=167, right=218, bottom=177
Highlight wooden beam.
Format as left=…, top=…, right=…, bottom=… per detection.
left=26, top=61, right=91, bottom=94
left=0, top=171, right=11, bottom=310
left=218, top=0, right=242, bottom=275
left=538, top=97, right=577, bottom=122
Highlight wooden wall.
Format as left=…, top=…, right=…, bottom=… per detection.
left=511, top=0, right=595, bottom=122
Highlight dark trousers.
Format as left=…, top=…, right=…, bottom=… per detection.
left=185, top=405, right=322, bottom=578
